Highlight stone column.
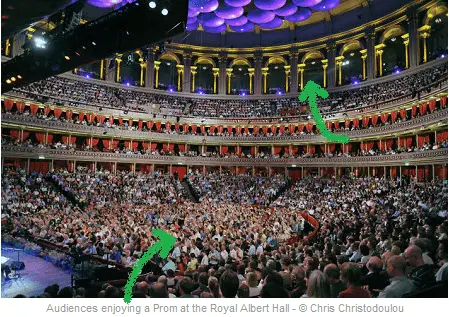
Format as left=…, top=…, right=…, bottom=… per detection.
left=289, top=50, right=299, bottom=93
left=326, top=41, right=336, bottom=88
left=190, top=66, right=197, bottom=92
left=154, top=61, right=161, bottom=88
left=284, top=65, right=291, bottom=92
left=176, top=65, right=184, bottom=91
left=146, top=50, right=155, bottom=88
left=115, top=54, right=123, bottom=82
left=321, top=59, right=328, bottom=88
left=218, top=53, right=227, bottom=95
left=375, top=44, right=386, bottom=77
left=226, top=68, right=233, bottom=94
left=365, top=30, right=376, bottom=80
left=298, top=64, right=306, bottom=90
left=418, top=25, right=431, bottom=64
left=183, top=52, right=192, bottom=92
left=254, top=50, right=263, bottom=95
left=335, top=56, right=344, bottom=86
left=212, top=68, right=219, bottom=94
left=106, top=58, right=117, bottom=82
left=401, top=34, right=410, bottom=69
left=261, top=68, right=269, bottom=94
left=360, top=49, right=367, bottom=80
left=407, top=12, right=419, bottom=68
left=248, top=68, right=255, bottom=94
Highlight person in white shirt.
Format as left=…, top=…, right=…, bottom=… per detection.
left=220, top=246, right=229, bottom=262
left=248, top=242, right=256, bottom=256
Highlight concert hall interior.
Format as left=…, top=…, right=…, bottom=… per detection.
left=1, top=0, right=448, bottom=299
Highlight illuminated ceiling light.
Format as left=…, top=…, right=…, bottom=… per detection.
left=435, top=18, right=442, bottom=23
left=17, top=75, right=22, bottom=79
left=202, top=66, right=207, bottom=70
left=238, top=67, right=242, bottom=71
left=64, top=55, right=70, bottom=60
left=6, top=79, right=11, bottom=84
left=34, top=37, right=47, bottom=49
left=391, top=37, right=396, bottom=42
left=11, top=77, right=16, bottom=82
left=166, top=62, right=171, bottom=65
left=311, top=61, right=315, bottom=65
left=161, top=8, right=168, bottom=15
left=274, top=66, right=279, bottom=69
left=92, top=41, right=96, bottom=45
left=350, top=52, right=355, bottom=56
left=149, top=1, right=156, bottom=8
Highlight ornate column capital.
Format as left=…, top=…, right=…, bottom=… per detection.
left=176, top=64, right=184, bottom=73
left=190, top=65, right=197, bottom=72
left=284, top=65, right=291, bottom=74
left=360, top=49, right=368, bottom=59
left=226, top=68, right=233, bottom=76
left=298, top=63, right=306, bottom=71
left=374, top=43, right=386, bottom=54
left=321, top=59, right=328, bottom=68
left=248, top=67, right=255, bottom=75
left=212, top=67, right=220, bottom=76
left=401, top=33, right=410, bottom=45
left=261, top=67, right=269, bottom=75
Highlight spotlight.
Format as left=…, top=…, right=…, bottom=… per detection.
left=86, top=75, right=90, bottom=78
left=311, top=61, right=315, bottom=65
left=307, top=115, right=312, bottom=119
left=126, top=82, right=130, bottom=86
left=11, top=77, right=16, bottom=82
left=441, top=54, right=445, bottom=58
left=350, top=52, right=355, bottom=56
left=161, top=8, right=168, bottom=15
left=17, top=75, right=22, bottom=79
left=353, top=81, right=359, bottom=85
left=6, top=79, right=11, bottom=84
left=391, top=37, right=396, bottom=42
left=64, top=55, right=70, bottom=60
left=92, top=41, right=96, bottom=46
left=166, top=62, right=171, bottom=65
left=149, top=1, right=156, bottom=8
left=34, top=37, right=47, bottom=49
left=277, top=91, right=282, bottom=95
left=198, top=90, right=204, bottom=95
left=169, top=88, right=174, bottom=92
left=241, top=92, right=246, bottom=96
left=395, top=70, right=400, bottom=74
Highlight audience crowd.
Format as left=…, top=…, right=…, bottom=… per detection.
left=2, top=166, right=447, bottom=298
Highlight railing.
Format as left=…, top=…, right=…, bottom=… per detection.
left=2, top=146, right=446, bottom=167
left=2, top=109, right=447, bottom=144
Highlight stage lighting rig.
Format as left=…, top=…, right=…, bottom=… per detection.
left=2, top=0, right=188, bottom=92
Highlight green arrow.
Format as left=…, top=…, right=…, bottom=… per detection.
left=123, top=228, right=176, bottom=304
left=299, top=80, right=350, bottom=144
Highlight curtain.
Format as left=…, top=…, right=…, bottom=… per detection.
left=109, top=116, right=114, bottom=125
left=30, top=104, right=39, bottom=115
left=306, top=123, right=313, bottom=132
left=254, top=126, right=260, bottom=135
left=326, top=122, right=332, bottom=130
left=112, top=140, right=119, bottom=149
left=70, top=136, right=76, bottom=145
left=151, top=143, right=158, bottom=150
left=22, top=131, right=30, bottom=141
left=362, top=117, right=370, bottom=127
left=250, top=147, right=255, bottom=156
left=328, top=144, right=335, bottom=153
left=385, top=139, right=394, bottom=150
left=244, top=127, right=249, bottom=134
left=391, top=111, right=398, bottom=122
left=124, top=141, right=131, bottom=149
left=333, top=122, right=339, bottom=130
left=308, top=146, right=315, bottom=154
left=91, top=138, right=99, bottom=147
left=218, top=126, right=223, bottom=134
left=132, top=142, right=139, bottom=150
left=200, top=125, right=205, bottom=134
left=210, top=126, right=216, bottom=133
left=163, top=144, right=168, bottom=151
left=47, top=134, right=53, bottom=145
left=44, top=106, right=51, bottom=116
left=191, top=124, right=197, bottom=133
left=428, top=99, right=436, bottom=113
left=102, top=139, right=110, bottom=148
left=118, top=118, right=123, bottom=126
left=168, top=144, right=174, bottom=151
left=221, top=146, right=228, bottom=154
left=35, top=132, right=45, bottom=144
left=128, top=119, right=133, bottom=127
left=288, top=125, right=295, bottom=134
left=271, top=126, right=277, bottom=134
left=147, top=121, right=154, bottom=130
left=345, top=120, right=351, bottom=128
left=371, top=115, right=378, bottom=126
left=262, top=126, right=268, bottom=135
left=156, top=122, right=162, bottom=131
left=183, top=124, right=189, bottom=133
left=62, top=136, right=69, bottom=144
left=29, top=161, right=49, bottom=174
left=178, top=144, right=185, bottom=152
left=411, top=105, right=417, bottom=118
left=66, top=110, right=73, bottom=120
left=440, top=96, right=447, bottom=108
left=380, top=113, right=388, bottom=123
left=399, top=109, right=407, bottom=119
left=365, top=141, right=374, bottom=151
left=174, top=123, right=180, bottom=131
left=10, top=129, right=20, bottom=140
left=406, top=137, right=413, bottom=148
left=236, top=126, right=241, bottom=134
left=353, top=118, right=359, bottom=128
left=166, top=122, right=171, bottom=131
left=437, top=131, right=448, bottom=142
left=16, top=102, right=25, bottom=113
left=142, top=142, right=150, bottom=149
left=54, top=108, right=63, bottom=118
left=227, top=126, right=233, bottom=134
left=97, top=115, right=106, bottom=124
left=419, top=103, right=428, bottom=116
left=4, top=99, right=14, bottom=111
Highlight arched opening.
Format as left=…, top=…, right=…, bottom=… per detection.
left=267, top=63, right=285, bottom=94
left=428, top=14, right=448, bottom=61
left=120, top=52, right=141, bottom=86
left=303, top=58, right=323, bottom=87
left=77, top=60, right=101, bottom=79
left=230, top=64, right=249, bottom=95
left=341, top=50, right=363, bottom=85
left=379, top=25, right=407, bottom=75
left=158, top=53, right=180, bottom=91
left=196, top=64, right=214, bottom=94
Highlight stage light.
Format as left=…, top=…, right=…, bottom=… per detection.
left=6, top=79, right=11, bottom=84
left=86, top=75, right=90, bottom=78
left=64, top=55, right=70, bottom=60
left=92, top=41, right=96, bottom=45
left=395, top=70, right=400, bottom=74
left=277, top=91, right=282, bottom=95
left=38, top=155, right=45, bottom=159
left=17, top=75, right=22, bottom=79
left=353, top=81, right=359, bottom=85
left=149, top=1, right=156, bottom=8
left=126, top=82, right=131, bottom=86
left=169, top=88, right=174, bottom=92
left=311, top=61, right=315, bottom=65
left=161, top=8, right=168, bottom=15
left=34, top=37, right=47, bottom=49
left=11, top=77, right=16, bottom=82
left=441, top=54, right=445, bottom=58
left=241, top=92, right=246, bottom=96
left=292, top=165, right=296, bottom=167
left=198, top=90, right=204, bottom=95
left=166, top=62, right=171, bottom=65
left=350, top=52, right=355, bottom=56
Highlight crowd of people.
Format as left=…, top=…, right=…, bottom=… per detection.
left=1, top=165, right=447, bottom=298
left=9, top=61, right=447, bottom=118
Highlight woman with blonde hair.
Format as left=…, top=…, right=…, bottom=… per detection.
left=304, top=270, right=331, bottom=298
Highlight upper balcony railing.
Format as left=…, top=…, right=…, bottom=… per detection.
left=2, top=109, right=447, bottom=144
left=1, top=146, right=446, bottom=168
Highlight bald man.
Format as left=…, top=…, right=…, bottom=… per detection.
left=404, top=245, right=438, bottom=289
left=381, top=251, right=394, bottom=269
left=361, top=256, right=390, bottom=296
left=378, top=255, right=415, bottom=298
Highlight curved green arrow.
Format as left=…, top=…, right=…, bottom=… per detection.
left=123, top=229, right=176, bottom=304
left=299, top=80, right=350, bottom=144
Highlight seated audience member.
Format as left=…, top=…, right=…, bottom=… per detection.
left=324, top=264, right=346, bottom=298
left=237, top=284, right=250, bottom=298
left=404, top=245, right=438, bottom=289
left=149, top=282, right=169, bottom=298
left=338, top=263, right=371, bottom=298
left=304, top=270, right=331, bottom=298
left=219, top=270, right=239, bottom=298
left=361, top=257, right=390, bottom=296
left=378, top=255, right=416, bottom=298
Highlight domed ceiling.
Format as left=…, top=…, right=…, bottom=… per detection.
left=186, top=0, right=341, bottom=32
